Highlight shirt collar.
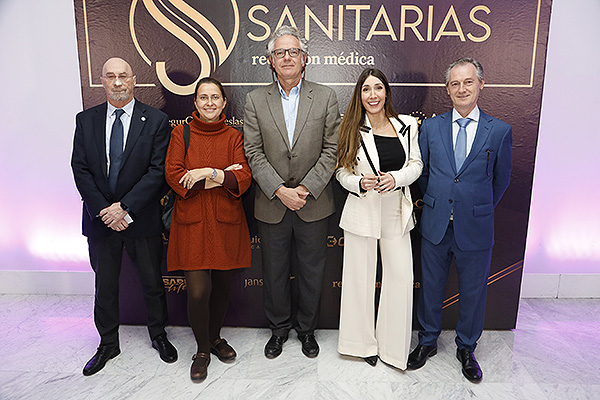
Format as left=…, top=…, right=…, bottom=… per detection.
left=452, top=105, right=480, bottom=123
left=278, top=80, right=302, bottom=99
left=107, top=98, right=135, bottom=117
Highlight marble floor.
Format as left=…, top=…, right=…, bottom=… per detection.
left=0, top=296, right=599, bottom=400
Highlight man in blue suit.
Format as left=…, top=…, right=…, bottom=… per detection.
left=71, top=57, right=177, bottom=376
left=407, top=58, right=512, bottom=382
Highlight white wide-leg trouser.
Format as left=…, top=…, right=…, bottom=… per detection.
left=338, top=192, right=413, bottom=369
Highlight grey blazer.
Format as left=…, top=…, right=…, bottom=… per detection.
left=243, top=80, right=341, bottom=224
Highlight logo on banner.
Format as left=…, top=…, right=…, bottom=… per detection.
left=162, top=276, right=187, bottom=293
left=130, top=0, right=240, bottom=95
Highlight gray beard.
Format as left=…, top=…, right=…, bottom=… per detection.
left=109, top=90, right=130, bottom=102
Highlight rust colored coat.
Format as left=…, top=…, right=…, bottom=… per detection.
left=165, top=112, right=251, bottom=271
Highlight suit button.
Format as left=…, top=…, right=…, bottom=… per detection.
left=290, top=177, right=295, bottom=182
left=448, top=199, right=453, bottom=204
left=454, top=178, right=459, bottom=183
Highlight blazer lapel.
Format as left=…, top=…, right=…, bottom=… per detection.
left=291, top=81, right=313, bottom=148
left=390, top=116, right=410, bottom=168
left=93, top=103, right=108, bottom=180
left=459, top=111, right=492, bottom=173
left=439, top=112, right=457, bottom=174
left=122, top=101, right=145, bottom=165
left=265, top=83, right=291, bottom=150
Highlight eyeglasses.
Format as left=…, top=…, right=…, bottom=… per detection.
left=197, top=94, right=222, bottom=102
left=102, top=74, right=133, bottom=82
left=271, top=48, right=303, bottom=59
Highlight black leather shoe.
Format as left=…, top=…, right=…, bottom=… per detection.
left=152, top=334, right=178, bottom=363
left=264, top=334, right=288, bottom=359
left=407, top=344, right=437, bottom=370
left=456, top=349, right=483, bottom=382
left=82, top=345, right=120, bottom=376
left=363, top=355, right=378, bottom=366
left=298, top=334, right=319, bottom=358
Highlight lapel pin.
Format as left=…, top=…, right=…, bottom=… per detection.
left=141, top=116, right=146, bottom=121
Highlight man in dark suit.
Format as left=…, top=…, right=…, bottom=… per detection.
left=244, top=26, right=340, bottom=359
left=408, top=58, right=512, bottom=382
left=71, top=57, right=177, bottom=376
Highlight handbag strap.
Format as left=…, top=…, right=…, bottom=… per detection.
left=183, top=123, right=190, bottom=156
left=360, top=119, right=412, bottom=193
left=359, top=126, right=379, bottom=176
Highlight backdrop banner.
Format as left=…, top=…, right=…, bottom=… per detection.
left=73, top=0, right=552, bottom=330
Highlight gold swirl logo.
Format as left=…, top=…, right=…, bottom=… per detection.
left=129, top=0, right=239, bottom=95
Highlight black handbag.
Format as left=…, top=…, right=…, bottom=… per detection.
left=161, top=123, right=190, bottom=231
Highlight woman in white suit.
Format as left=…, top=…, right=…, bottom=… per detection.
left=336, top=68, right=423, bottom=369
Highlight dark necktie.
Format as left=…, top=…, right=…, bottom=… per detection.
left=108, top=109, right=125, bottom=194
left=454, top=118, right=471, bottom=170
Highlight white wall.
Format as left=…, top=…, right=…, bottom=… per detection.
left=0, top=0, right=88, bottom=271
left=0, top=0, right=598, bottom=295
left=520, top=0, right=600, bottom=297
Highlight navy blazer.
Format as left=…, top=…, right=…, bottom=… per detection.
left=417, top=110, right=512, bottom=251
left=71, top=100, right=170, bottom=238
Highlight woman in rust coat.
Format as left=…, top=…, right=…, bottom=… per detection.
left=165, top=77, right=251, bottom=383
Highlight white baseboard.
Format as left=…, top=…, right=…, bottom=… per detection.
left=0, top=270, right=94, bottom=295
left=1, top=271, right=599, bottom=298
left=520, top=273, right=600, bottom=298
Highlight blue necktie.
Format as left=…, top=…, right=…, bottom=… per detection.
left=454, top=118, right=471, bottom=170
left=108, top=109, right=125, bottom=194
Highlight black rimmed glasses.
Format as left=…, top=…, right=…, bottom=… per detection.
left=271, top=48, right=303, bottom=58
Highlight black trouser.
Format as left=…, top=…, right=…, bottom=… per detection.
left=88, top=232, right=167, bottom=347
left=258, top=210, right=329, bottom=337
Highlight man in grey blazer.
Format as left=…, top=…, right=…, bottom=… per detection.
left=244, top=26, right=341, bottom=359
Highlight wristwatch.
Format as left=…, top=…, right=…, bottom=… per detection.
left=210, top=168, right=217, bottom=180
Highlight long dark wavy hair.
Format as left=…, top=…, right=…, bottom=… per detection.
left=336, top=68, right=397, bottom=170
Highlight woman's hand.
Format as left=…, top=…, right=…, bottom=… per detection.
left=375, top=171, right=396, bottom=193
left=360, top=173, right=379, bottom=191
left=179, top=168, right=211, bottom=189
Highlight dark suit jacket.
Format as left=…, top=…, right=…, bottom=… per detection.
left=243, top=80, right=341, bottom=224
left=71, top=99, right=170, bottom=238
left=417, top=110, right=512, bottom=251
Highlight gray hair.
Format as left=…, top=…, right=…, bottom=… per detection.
left=444, top=57, right=484, bottom=85
left=266, top=25, right=308, bottom=57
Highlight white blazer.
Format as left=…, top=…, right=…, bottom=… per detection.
left=337, top=114, right=423, bottom=239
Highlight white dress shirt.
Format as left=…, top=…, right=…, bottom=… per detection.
left=105, top=98, right=135, bottom=175
left=278, top=80, right=301, bottom=148
left=105, top=98, right=135, bottom=223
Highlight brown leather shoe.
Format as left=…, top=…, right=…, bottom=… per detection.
left=210, top=338, right=236, bottom=362
left=190, top=352, right=210, bottom=383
